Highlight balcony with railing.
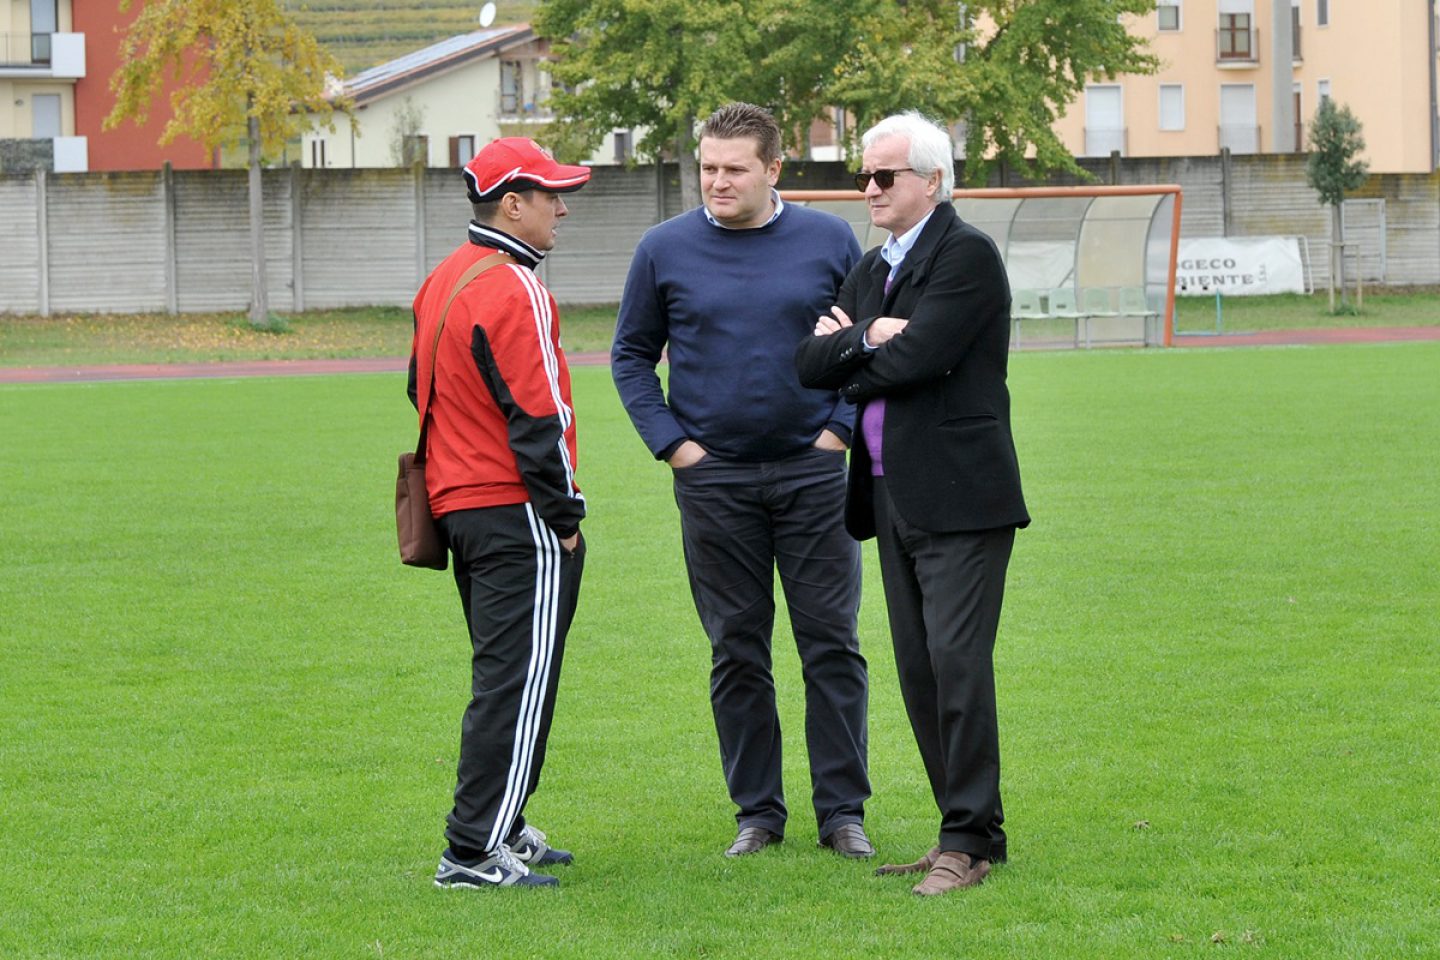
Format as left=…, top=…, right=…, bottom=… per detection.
left=1, top=32, right=45, bottom=65
left=1084, top=127, right=1127, bottom=158
left=496, top=59, right=554, bottom=123
left=497, top=91, right=554, bottom=121
left=1216, top=18, right=1259, bottom=65
left=0, top=32, right=85, bottom=77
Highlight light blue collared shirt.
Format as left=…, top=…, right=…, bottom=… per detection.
left=702, top=189, right=785, bottom=229
left=879, top=207, right=937, bottom=282
left=864, top=206, right=938, bottom=353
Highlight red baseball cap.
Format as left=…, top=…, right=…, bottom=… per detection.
left=463, top=137, right=591, bottom=203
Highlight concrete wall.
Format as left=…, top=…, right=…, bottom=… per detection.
left=1, top=154, right=1437, bottom=315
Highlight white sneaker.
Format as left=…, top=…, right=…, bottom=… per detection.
left=508, top=824, right=574, bottom=866
left=433, top=845, right=558, bottom=888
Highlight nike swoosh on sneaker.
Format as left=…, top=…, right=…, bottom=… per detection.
left=476, top=868, right=503, bottom=883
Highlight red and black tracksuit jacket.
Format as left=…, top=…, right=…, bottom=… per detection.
left=407, top=223, right=584, bottom=538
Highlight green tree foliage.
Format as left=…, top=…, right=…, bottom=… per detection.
left=536, top=0, right=865, bottom=168
left=535, top=0, right=1157, bottom=189
left=1305, top=98, right=1367, bottom=206
left=1305, top=98, right=1368, bottom=310
left=105, top=0, right=352, bottom=325
left=106, top=0, right=350, bottom=163
left=535, top=0, right=771, bottom=205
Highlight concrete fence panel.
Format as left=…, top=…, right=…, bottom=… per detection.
left=298, top=168, right=418, bottom=309
left=0, top=175, right=41, bottom=314
left=174, top=170, right=296, bottom=314
left=2, top=157, right=1437, bottom=316
left=1357, top=173, right=1440, bottom=288
left=48, top=172, right=167, bottom=314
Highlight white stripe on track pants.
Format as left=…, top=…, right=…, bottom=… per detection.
left=437, top=503, right=584, bottom=855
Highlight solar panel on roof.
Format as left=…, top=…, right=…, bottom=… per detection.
left=345, top=26, right=526, bottom=95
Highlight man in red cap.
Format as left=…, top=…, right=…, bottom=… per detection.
left=408, top=137, right=591, bottom=889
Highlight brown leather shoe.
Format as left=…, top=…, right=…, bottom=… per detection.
left=819, top=823, right=875, bottom=859
left=911, top=852, right=990, bottom=895
left=725, top=826, right=782, bottom=857
left=875, top=846, right=940, bottom=876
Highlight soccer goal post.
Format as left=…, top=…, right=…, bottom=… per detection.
left=782, top=184, right=1183, bottom=348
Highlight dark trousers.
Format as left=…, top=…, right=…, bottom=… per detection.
left=438, top=504, right=584, bottom=856
left=873, top=479, right=1014, bottom=861
left=672, top=446, right=869, bottom=837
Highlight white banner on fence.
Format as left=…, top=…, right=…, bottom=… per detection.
left=1175, top=237, right=1306, bottom=296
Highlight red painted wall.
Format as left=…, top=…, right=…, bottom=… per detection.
left=72, top=1, right=214, bottom=170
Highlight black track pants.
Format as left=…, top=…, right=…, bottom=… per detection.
left=438, top=503, right=584, bottom=855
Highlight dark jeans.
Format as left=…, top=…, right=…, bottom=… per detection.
left=873, top=478, right=1013, bottom=862
left=438, top=504, right=585, bottom=856
left=672, top=445, right=869, bottom=837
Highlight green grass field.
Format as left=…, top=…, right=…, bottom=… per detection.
left=1171, top=289, right=1440, bottom=334
left=2, top=292, right=1437, bottom=368
left=3, top=343, right=1438, bottom=958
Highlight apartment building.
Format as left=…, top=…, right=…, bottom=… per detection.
left=1052, top=0, right=1440, bottom=173
left=1, top=0, right=217, bottom=173
left=0, top=0, right=85, bottom=171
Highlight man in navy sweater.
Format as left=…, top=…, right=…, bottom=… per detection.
left=612, top=102, right=874, bottom=859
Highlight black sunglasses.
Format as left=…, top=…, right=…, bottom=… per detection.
left=854, top=167, right=917, bottom=191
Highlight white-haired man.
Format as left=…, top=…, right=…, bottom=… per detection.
left=796, top=112, right=1029, bottom=895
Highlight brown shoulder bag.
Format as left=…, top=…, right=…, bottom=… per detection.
left=396, top=252, right=514, bottom=569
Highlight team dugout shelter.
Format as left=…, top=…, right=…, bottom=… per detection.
left=784, top=185, right=1183, bottom=348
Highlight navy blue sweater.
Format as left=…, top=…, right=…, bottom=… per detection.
left=612, top=204, right=862, bottom=461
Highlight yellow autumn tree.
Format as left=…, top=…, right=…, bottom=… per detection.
left=106, top=0, right=352, bottom=327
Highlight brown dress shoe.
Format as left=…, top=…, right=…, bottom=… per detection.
left=819, top=823, right=875, bottom=859
left=911, top=852, right=990, bottom=895
left=875, top=846, right=940, bottom=876
left=725, top=826, right=782, bottom=857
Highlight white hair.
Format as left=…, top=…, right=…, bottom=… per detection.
left=861, top=112, right=955, bottom=198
